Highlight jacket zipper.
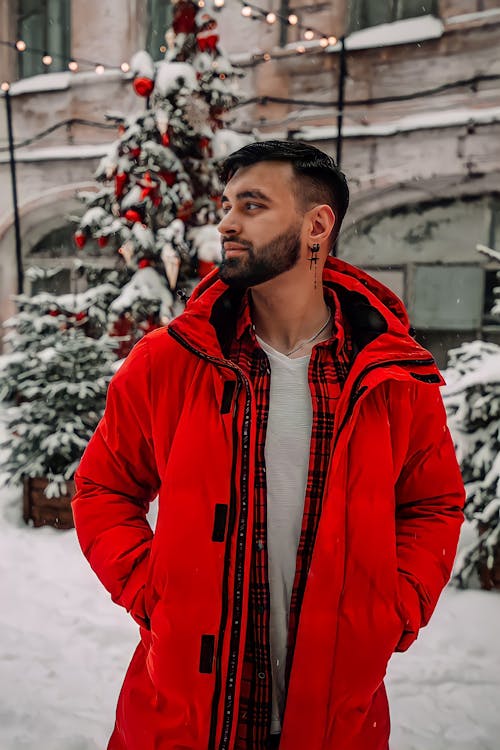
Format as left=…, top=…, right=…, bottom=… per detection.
left=167, top=327, right=250, bottom=750
left=333, top=357, right=435, bottom=450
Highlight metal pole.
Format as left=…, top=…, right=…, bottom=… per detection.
left=280, top=0, right=290, bottom=48
left=4, top=89, right=23, bottom=293
left=333, top=36, right=347, bottom=258
left=336, top=35, right=347, bottom=170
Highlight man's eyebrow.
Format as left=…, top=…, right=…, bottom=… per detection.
left=221, top=189, right=272, bottom=204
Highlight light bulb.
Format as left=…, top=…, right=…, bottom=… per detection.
left=198, top=0, right=205, bottom=6
left=266, top=12, right=276, bottom=24
left=95, top=64, right=105, bottom=75
left=296, top=45, right=305, bottom=53
left=1, top=81, right=10, bottom=92
left=288, top=14, right=298, bottom=25
left=319, top=37, right=329, bottom=48
left=42, top=54, right=53, bottom=65
left=15, top=40, right=27, bottom=51
left=214, top=0, right=225, bottom=7
left=241, top=5, right=252, bottom=17
left=159, top=45, right=167, bottom=53
left=68, top=60, right=78, bottom=71
left=263, top=52, right=271, bottom=61
left=328, top=35, right=337, bottom=45
left=121, top=62, right=130, bottom=72
left=304, top=29, right=314, bottom=41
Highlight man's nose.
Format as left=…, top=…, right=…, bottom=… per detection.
left=217, top=211, right=241, bottom=236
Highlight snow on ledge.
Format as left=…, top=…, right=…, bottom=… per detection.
left=345, top=15, right=444, bottom=51
left=7, top=69, right=124, bottom=97
left=0, top=143, right=113, bottom=165
left=230, top=15, right=444, bottom=65
left=296, top=105, right=500, bottom=140
left=446, top=8, right=500, bottom=26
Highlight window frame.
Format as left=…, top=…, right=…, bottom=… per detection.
left=347, top=0, right=438, bottom=34
left=17, top=0, right=71, bottom=78
left=146, top=0, right=173, bottom=61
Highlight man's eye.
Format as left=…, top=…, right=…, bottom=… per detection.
left=246, top=203, right=261, bottom=210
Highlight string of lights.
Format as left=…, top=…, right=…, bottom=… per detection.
left=1, top=70, right=497, bottom=153
left=0, top=0, right=339, bottom=89
left=235, top=0, right=337, bottom=47
left=0, top=38, right=131, bottom=88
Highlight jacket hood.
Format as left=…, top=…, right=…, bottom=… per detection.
left=168, top=256, right=431, bottom=366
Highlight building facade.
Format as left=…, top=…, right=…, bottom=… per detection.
left=1, top=0, right=499, bottom=364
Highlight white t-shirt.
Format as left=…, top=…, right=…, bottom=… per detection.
left=255, top=334, right=313, bottom=734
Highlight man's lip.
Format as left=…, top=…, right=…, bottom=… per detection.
left=224, top=243, right=247, bottom=252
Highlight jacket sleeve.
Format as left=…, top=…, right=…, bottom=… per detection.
left=394, top=383, right=465, bottom=652
left=72, top=337, right=160, bottom=629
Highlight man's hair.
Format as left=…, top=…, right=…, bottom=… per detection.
left=219, top=139, right=349, bottom=245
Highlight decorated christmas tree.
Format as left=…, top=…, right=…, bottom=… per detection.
left=74, top=0, right=251, bottom=355
left=444, top=340, right=500, bottom=589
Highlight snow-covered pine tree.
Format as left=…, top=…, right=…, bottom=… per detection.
left=0, top=319, right=116, bottom=499
left=444, top=340, right=500, bottom=589
left=0, top=267, right=119, bottom=401
left=74, top=0, right=251, bottom=355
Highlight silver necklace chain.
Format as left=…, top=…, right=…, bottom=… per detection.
left=285, top=309, right=332, bottom=356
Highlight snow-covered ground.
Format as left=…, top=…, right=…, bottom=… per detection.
left=1, top=480, right=499, bottom=750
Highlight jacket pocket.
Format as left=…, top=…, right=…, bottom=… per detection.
left=394, top=572, right=422, bottom=652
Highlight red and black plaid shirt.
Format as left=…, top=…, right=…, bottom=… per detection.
left=229, top=287, right=353, bottom=750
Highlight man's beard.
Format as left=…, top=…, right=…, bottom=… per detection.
left=218, top=224, right=302, bottom=289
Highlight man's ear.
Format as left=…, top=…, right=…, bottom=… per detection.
left=307, top=204, right=336, bottom=246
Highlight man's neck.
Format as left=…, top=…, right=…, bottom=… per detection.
left=249, top=279, right=331, bottom=356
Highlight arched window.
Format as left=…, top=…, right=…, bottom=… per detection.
left=17, top=0, right=71, bottom=78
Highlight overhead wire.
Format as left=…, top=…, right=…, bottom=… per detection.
left=1, top=70, right=499, bottom=152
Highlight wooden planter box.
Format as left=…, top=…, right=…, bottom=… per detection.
left=477, top=521, right=500, bottom=591
left=23, top=477, right=75, bottom=530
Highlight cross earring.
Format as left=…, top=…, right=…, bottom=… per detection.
left=307, top=243, right=320, bottom=288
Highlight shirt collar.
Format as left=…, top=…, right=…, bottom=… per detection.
left=235, top=285, right=347, bottom=353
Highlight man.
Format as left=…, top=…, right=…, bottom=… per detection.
left=73, top=140, right=465, bottom=750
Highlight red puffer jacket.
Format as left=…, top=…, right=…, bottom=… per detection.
left=73, top=257, right=465, bottom=750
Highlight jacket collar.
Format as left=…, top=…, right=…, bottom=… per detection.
left=168, top=256, right=438, bottom=373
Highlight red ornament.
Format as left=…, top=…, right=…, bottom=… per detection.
left=124, top=209, right=143, bottom=223
left=48, top=309, right=60, bottom=317
left=196, top=17, right=219, bottom=54
left=118, top=123, right=126, bottom=135
left=199, top=136, right=211, bottom=155
left=177, top=200, right=194, bottom=221
left=197, top=259, right=217, bottom=279
left=129, top=146, right=141, bottom=159
left=161, top=132, right=170, bottom=147
left=98, top=236, right=109, bottom=248
left=115, top=172, right=128, bottom=197
left=196, top=14, right=219, bottom=53
left=139, top=172, right=156, bottom=200
left=75, top=311, right=87, bottom=322
left=110, top=315, right=135, bottom=359
left=172, top=0, right=197, bottom=34
left=133, top=76, right=155, bottom=97
left=74, top=230, right=87, bottom=249
left=138, top=259, right=152, bottom=268
left=160, top=170, right=177, bottom=186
